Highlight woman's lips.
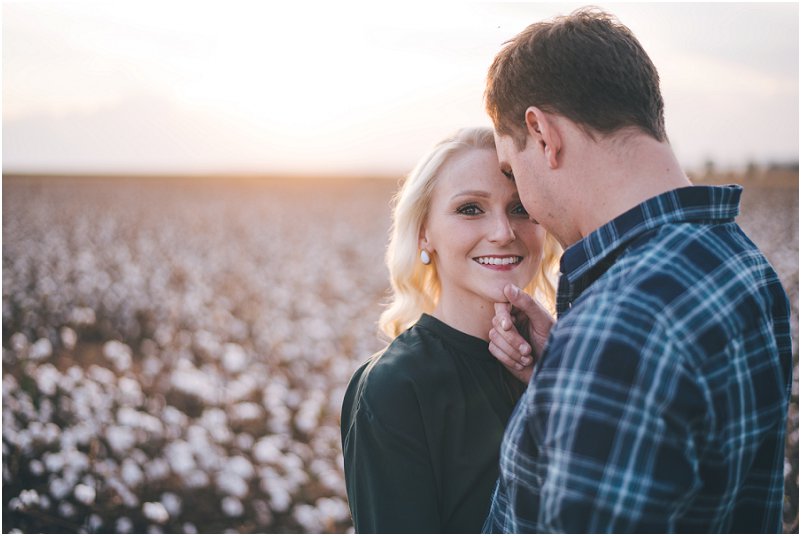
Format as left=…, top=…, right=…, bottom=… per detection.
left=473, top=255, right=523, bottom=271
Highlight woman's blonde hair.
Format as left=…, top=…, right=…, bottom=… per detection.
left=378, top=126, right=561, bottom=340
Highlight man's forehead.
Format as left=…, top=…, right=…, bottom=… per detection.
left=493, top=134, right=513, bottom=162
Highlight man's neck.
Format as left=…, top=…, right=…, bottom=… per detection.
left=572, top=134, right=692, bottom=239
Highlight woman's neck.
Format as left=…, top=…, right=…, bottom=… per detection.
left=432, top=293, right=494, bottom=342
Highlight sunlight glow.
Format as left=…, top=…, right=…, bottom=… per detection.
left=3, top=1, right=798, bottom=175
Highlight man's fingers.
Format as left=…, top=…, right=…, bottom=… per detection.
left=492, top=312, right=513, bottom=333
left=493, top=302, right=513, bottom=331
left=491, top=320, right=532, bottom=355
left=489, top=328, right=531, bottom=366
left=489, top=340, right=526, bottom=371
left=503, top=284, right=539, bottom=316
left=503, top=284, right=556, bottom=353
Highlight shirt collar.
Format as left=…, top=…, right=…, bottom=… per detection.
left=416, top=313, right=493, bottom=359
left=558, top=185, right=742, bottom=310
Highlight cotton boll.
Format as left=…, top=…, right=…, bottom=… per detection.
left=216, top=472, right=249, bottom=499
left=316, top=496, right=350, bottom=523
left=117, top=407, right=163, bottom=435
left=165, top=440, right=195, bottom=476
left=74, top=483, right=96, bottom=505
left=44, top=451, right=66, bottom=473
left=3, top=374, right=19, bottom=396
left=142, top=355, right=163, bottom=378
left=121, top=458, right=144, bottom=488
left=143, top=501, right=169, bottom=524
left=269, top=487, right=292, bottom=516
left=293, top=504, right=323, bottom=533
left=161, top=405, right=188, bottom=440
left=193, top=330, right=221, bottom=362
left=284, top=389, right=302, bottom=410
left=88, top=365, right=117, bottom=386
left=29, top=338, right=53, bottom=361
left=319, top=468, right=344, bottom=492
left=253, top=437, right=282, bottom=465
left=34, top=363, right=60, bottom=396
left=235, top=433, right=254, bottom=451
left=103, top=340, right=132, bottom=372
left=18, top=489, right=40, bottom=508
left=60, top=327, right=77, bottom=350
left=87, top=514, right=103, bottom=532
left=170, top=366, right=219, bottom=405
left=145, top=457, right=171, bottom=482
left=225, top=376, right=259, bottom=404
left=69, top=307, right=96, bottom=326
left=184, top=469, right=210, bottom=489
left=291, top=440, right=314, bottom=463
left=115, top=516, right=134, bottom=533
left=267, top=405, right=291, bottom=434
left=229, top=402, right=262, bottom=423
left=106, top=425, right=137, bottom=454
left=225, top=455, right=255, bottom=480
left=160, top=492, right=182, bottom=517
left=58, top=501, right=76, bottom=518
left=29, top=459, right=45, bottom=476
left=118, top=377, right=144, bottom=407
left=182, top=523, right=198, bottom=534
left=200, top=407, right=229, bottom=437
left=49, top=477, right=70, bottom=500
left=222, top=343, right=248, bottom=374
left=39, top=401, right=56, bottom=425
left=10, top=333, right=28, bottom=354
left=221, top=496, right=244, bottom=518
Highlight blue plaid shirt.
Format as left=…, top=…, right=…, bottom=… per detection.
left=484, top=185, right=792, bottom=533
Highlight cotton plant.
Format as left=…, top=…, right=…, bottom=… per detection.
left=2, top=179, right=393, bottom=532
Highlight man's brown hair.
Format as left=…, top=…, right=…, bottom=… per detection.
left=486, top=7, right=666, bottom=149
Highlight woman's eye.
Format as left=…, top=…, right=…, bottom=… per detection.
left=511, top=203, right=528, bottom=216
left=456, top=203, right=483, bottom=216
left=502, top=169, right=515, bottom=182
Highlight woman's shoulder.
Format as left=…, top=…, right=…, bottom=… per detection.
left=345, top=324, right=447, bottom=415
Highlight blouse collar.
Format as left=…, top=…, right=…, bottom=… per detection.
left=416, top=313, right=493, bottom=361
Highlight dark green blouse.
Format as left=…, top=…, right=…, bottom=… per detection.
left=340, top=314, right=524, bottom=533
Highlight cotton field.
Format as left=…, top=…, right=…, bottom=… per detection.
left=2, top=174, right=798, bottom=533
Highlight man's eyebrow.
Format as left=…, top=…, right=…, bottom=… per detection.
left=451, top=190, right=491, bottom=200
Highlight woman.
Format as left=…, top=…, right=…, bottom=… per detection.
left=340, top=127, right=560, bottom=533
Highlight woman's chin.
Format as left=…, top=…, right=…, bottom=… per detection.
left=483, top=283, right=513, bottom=304
left=483, top=276, right=531, bottom=303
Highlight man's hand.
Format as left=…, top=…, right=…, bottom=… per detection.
left=489, top=284, right=555, bottom=384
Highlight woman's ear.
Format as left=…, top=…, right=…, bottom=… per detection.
left=525, top=106, right=561, bottom=169
left=418, top=230, right=431, bottom=252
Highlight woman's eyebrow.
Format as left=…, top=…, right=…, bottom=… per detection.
left=451, top=190, right=491, bottom=200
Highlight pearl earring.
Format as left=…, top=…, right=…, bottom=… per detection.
left=420, top=250, right=431, bottom=265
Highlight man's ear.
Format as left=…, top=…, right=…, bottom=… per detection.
left=525, top=106, right=561, bottom=169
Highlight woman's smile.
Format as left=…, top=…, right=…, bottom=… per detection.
left=473, top=255, right=524, bottom=271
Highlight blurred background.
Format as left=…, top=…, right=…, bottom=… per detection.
left=2, top=1, right=798, bottom=533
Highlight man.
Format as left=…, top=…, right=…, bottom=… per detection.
left=484, top=8, right=792, bottom=533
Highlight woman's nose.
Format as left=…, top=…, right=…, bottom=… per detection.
left=488, top=214, right=515, bottom=244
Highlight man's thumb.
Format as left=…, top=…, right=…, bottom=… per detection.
left=504, top=284, right=536, bottom=313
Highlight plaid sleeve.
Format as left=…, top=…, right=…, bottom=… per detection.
left=488, top=296, right=711, bottom=533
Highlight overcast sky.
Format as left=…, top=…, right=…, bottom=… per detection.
left=3, top=1, right=798, bottom=176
